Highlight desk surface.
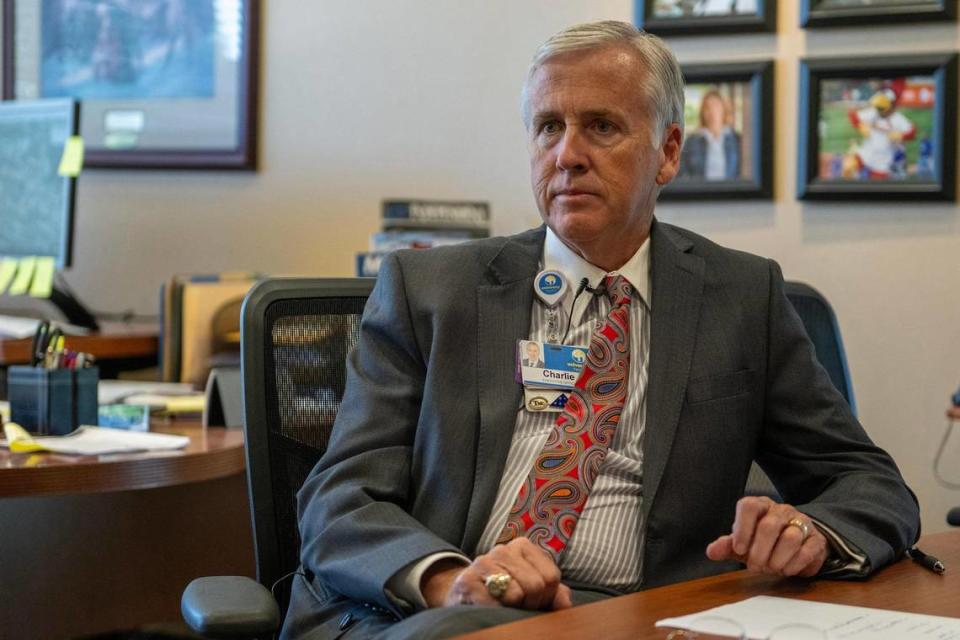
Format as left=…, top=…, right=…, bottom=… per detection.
left=0, top=323, right=158, bottom=366
left=459, top=530, right=960, bottom=640
left=0, top=421, right=245, bottom=497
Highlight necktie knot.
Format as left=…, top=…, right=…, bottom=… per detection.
left=604, top=274, right=632, bottom=306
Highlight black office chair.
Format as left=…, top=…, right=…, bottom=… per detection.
left=744, top=281, right=857, bottom=499
left=182, top=278, right=374, bottom=639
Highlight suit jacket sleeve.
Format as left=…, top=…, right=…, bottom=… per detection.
left=758, top=260, right=920, bottom=573
left=296, top=253, right=462, bottom=615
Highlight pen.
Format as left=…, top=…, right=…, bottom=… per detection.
left=907, top=547, right=945, bottom=574
left=31, top=321, right=50, bottom=367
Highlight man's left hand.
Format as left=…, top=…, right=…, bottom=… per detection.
left=705, top=497, right=828, bottom=577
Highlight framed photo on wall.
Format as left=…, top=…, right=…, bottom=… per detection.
left=636, top=0, right=776, bottom=36
left=797, top=53, right=957, bottom=201
left=800, top=0, right=956, bottom=28
left=662, top=60, right=773, bottom=201
left=2, top=0, right=259, bottom=170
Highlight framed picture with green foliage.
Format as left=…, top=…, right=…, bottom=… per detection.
left=797, top=53, right=957, bottom=201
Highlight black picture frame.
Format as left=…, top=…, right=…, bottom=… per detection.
left=800, top=0, right=956, bottom=28
left=635, top=0, right=776, bottom=36
left=2, top=0, right=260, bottom=170
left=662, top=60, right=774, bottom=201
left=797, top=53, right=957, bottom=201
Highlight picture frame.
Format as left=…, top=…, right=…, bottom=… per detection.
left=797, top=53, right=957, bottom=201
left=662, top=60, right=774, bottom=201
left=635, top=0, right=776, bottom=36
left=800, top=0, right=956, bottom=28
left=2, top=0, right=260, bottom=170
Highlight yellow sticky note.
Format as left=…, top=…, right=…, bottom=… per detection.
left=58, top=136, right=84, bottom=177
left=3, top=423, right=48, bottom=453
left=0, top=258, right=18, bottom=294
left=29, top=256, right=56, bottom=298
left=7, top=257, right=37, bottom=296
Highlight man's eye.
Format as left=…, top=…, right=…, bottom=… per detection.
left=594, top=120, right=615, bottom=134
left=541, top=121, right=561, bottom=135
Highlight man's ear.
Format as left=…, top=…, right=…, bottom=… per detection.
left=656, top=123, right=683, bottom=186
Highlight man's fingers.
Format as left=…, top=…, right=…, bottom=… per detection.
left=515, top=539, right=562, bottom=602
left=472, top=539, right=564, bottom=610
left=709, top=501, right=829, bottom=579
left=552, top=583, right=573, bottom=610
left=731, top=497, right=773, bottom=556
left=705, top=534, right=737, bottom=562
left=746, top=504, right=797, bottom=571
left=766, top=522, right=806, bottom=572
left=782, top=535, right=829, bottom=577
left=446, top=564, right=501, bottom=607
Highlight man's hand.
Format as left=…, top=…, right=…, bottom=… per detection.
left=421, top=538, right=572, bottom=610
left=705, top=497, right=829, bottom=577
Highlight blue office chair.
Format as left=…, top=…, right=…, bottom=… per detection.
left=182, top=278, right=374, bottom=639
left=744, top=281, right=857, bottom=499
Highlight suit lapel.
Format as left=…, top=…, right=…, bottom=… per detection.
left=642, top=221, right=705, bottom=522
left=462, top=227, right=544, bottom=553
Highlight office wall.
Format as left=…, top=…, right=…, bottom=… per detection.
left=3, top=2, right=959, bottom=534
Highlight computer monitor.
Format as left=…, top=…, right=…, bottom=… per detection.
left=0, top=98, right=97, bottom=329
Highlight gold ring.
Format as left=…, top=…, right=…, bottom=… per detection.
left=484, top=572, right=512, bottom=600
left=786, top=517, right=810, bottom=542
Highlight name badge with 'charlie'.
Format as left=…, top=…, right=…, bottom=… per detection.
left=517, top=339, right=587, bottom=390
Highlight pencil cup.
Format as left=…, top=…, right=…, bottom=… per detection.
left=8, top=366, right=100, bottom=436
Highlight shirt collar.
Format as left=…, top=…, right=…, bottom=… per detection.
left=542, top=226, right=651, bottom=324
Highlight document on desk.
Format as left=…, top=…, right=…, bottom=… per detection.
left=656, top=595, right=960, bottom=639
left=1, top=426, right=189, bottom=455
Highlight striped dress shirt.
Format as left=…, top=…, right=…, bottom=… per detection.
left=474, top=228, right=652, bottom=592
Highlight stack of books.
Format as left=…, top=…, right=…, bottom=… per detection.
left=356, top=199, right=490, bottom=277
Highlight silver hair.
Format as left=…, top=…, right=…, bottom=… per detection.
left=520, top=20, right=685, bottom=147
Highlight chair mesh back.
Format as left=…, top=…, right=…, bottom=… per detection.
left=257, top=295, right=365, bottom=610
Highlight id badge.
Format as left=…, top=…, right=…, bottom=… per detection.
left=517, top=339, right=587, bottom=389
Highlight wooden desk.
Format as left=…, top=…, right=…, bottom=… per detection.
left=0, top=422, right=244, bottom=497
left=0, top=325, right=158, bottom=366
left=459, top=530, right=960, bottom=640
left=0, top=419, right=254, bottom=640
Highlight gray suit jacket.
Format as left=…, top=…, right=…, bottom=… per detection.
left=284, top=221, right=919, bottom=637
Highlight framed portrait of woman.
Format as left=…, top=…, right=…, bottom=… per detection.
left=661, top=60, right=774, bottom=201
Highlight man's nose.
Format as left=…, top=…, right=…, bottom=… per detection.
left=555, top=127, right=589, bottom=172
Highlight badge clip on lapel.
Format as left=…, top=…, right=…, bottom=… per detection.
left=534, top=269, right=567, bottom=308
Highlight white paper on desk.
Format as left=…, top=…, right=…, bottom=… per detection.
left=656, top=595, right=960, bottom=639
left=20, top=426, right=189, bottom=455
left=98, top=380, right=195, bottom=404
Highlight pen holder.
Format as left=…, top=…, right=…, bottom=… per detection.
left=8, top=365, right=99, bottom=436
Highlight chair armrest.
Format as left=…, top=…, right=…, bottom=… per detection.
left=181, top=576, right=280, bottom=638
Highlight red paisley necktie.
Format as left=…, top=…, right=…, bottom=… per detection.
left=497, top=274, right=632, bottom=560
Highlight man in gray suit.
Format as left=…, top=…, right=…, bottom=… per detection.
left=283, top=21, right=919, bottom=640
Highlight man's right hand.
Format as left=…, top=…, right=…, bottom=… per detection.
left=421, top=538, right=572, bottom=610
